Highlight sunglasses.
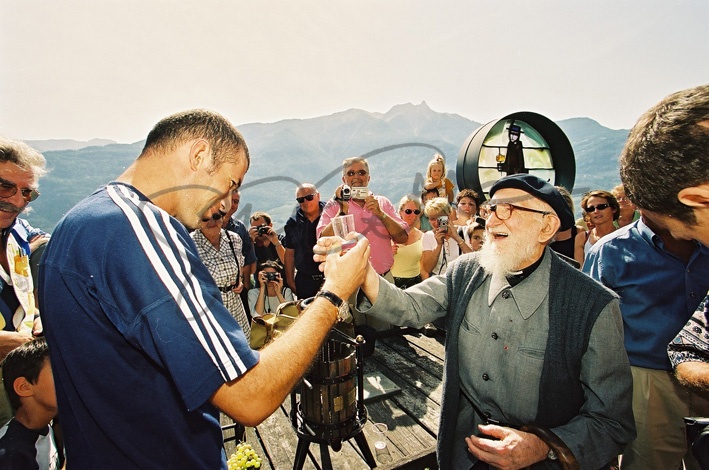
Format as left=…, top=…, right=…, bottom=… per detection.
left=403, top=209, right=421, bottom=215
left=0, top=180, right=40, bottom=202
left=345, top=170, right=368, bottom=177
left=584, top=203, right=610, bottom=213
left=296, top=194, right=316, bottom=203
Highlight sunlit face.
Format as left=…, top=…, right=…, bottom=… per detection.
left=296, top=186, right=320, bottom=213
left=614, top=190, right=636, bottom=213
left=469, top=228, right=485, bottom=251
left=428, top=210, right=445, bottom=230
left=457, top=197, right=477, bottom=217
left=0, top=161, right=36, bottom=230
left=399, top=201, right=421, bottom=226
left=342, top=162, right=370, bottom=188
left=583, top=196, right=615, bottom=226
left=429, top=163, right=444, bottom=181
left=642, top=209, right=709, bottom=247
left=479, top=188, right=547, bottom=273
left=179, top=151, right=247, bottom=230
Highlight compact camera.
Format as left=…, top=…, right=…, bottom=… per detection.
left=340, top=185, right=368, bottom=201
left=257, top=225, right=270, bottom=236
left=350, top=187, right=369, bottom=199
left=437, top=216, right=449, bottom=229
left=264, top=272, right=278, bottom=282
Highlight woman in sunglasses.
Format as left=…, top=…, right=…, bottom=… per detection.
left=574, top=190, right=620, bottom=268
left=390, top=195, right=426, bottom=288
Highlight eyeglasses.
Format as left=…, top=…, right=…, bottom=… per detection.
left=403, top=209, right=421, bottom=215
left=479, top=203, right=550, bottom=220
left=345, top=170, right=368, bottom=177
left=584, top=203, right=610, bottom=213
left=0, top=179, right=40, bottom=202
left=296, top=194, right=316, bottom=203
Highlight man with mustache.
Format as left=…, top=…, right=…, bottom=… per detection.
left=317, top=156, right=408, bottom=330
left=0, top=137, right=47, bottom=424
left=320, top=174, right=635, bottom=469
left=39, top=110, right=370, bottom=469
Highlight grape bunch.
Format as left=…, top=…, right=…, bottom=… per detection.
left=227, top=442, right=262, bottom=469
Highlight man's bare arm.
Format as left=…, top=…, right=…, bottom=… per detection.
left=211, top=237, right=370, bottom=426
left=676, top=361, right=709, bottom=392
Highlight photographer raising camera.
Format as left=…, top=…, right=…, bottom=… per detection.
left=422, top=197, right=471, bottom=276
left=249, top=211, right=286, bottom=265
left=248, top=260, right=294, bottom=317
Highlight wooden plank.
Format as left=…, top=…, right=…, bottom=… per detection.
left=254, top=401, right=318, bottom=470
left=365, top=399, right=437, bottom=461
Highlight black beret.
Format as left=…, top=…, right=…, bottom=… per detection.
left=489, top=174, right=575, bottom=231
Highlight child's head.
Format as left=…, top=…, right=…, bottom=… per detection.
left=467, top=221, right=486, bottom=252
left=426, top=154, right=446, bottom=181
left=1, top=338, right=55, bottom=413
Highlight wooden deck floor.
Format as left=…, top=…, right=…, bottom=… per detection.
left=222, top=331, right=445, bottom=469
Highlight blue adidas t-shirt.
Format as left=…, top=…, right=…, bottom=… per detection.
left=39, top=183, right=259, bottom=469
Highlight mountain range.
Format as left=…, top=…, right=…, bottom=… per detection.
left=23, top=102, right=629, bottom=232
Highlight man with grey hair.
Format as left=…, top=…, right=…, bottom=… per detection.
left=284, top=183, right=325, bottom=298
left=318, top=173, right=635, bottom=469
left=0, top=136, right=48, bottom=423
left=317, top=156, right=408, bottom=329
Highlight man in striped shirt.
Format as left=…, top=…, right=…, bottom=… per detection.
left=39, top=110, right=369, bottom=469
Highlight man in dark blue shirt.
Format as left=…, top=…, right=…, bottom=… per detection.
left=284, top=183, right=325, bottom=299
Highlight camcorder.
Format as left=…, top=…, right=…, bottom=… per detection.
left=264, top=272, right=278, bottom=282
left=257, top=225, right=270, bottom=236
left=341, top=185, right=368, bottom=201
left=437, top=216, right=449, bottom=229
left=684, top=417, right=709, bottom=467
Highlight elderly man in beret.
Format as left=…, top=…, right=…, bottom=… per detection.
left=318, top=174, right=635, bottom=469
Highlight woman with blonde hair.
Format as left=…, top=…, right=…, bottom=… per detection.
left=391, top=195, right=426, bottom=288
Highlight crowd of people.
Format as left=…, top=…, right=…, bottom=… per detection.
left=0, top=84, right=707, bottom=470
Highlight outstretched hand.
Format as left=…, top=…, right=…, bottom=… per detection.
left=465, top=424, right=549, bottom=470
left=313, top=235, right=370, bottom=300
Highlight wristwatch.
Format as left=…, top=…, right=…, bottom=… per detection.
left=315, top=290, right=350, bottom=322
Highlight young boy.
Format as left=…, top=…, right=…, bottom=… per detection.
left=0, top=338, right=61, bottom=469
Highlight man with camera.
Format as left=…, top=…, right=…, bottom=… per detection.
left=421, top=197, right=472, bottom=277
left=620, top=84, right=709, bottom=469
left=317, top=156, right=408, bottom=277
left=249, top=211, right=286, bottom=265
left=319, top=174, right=635, bottom=470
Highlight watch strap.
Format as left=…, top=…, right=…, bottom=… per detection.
left=316, top=290, right=344, bottom=308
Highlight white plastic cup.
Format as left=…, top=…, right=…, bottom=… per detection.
left=371, top=422, right=392, bottom=463
left=331, top=214, right=356, bottom=253
left=331, top=214, right=356, bottom=239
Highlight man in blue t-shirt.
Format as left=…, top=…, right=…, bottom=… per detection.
left=39, top=110, right=371, bottom=469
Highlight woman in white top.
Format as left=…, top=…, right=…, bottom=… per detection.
left=248, top=260, right=295, bottom=317
left=421, top=197, right=472, bottom=276
left=574, top=190, right=619, bottom=268
left=391, top=195, right=426, bottom=288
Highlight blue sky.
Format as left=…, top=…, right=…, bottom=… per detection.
left=1, top=0, right=708, bottom=143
